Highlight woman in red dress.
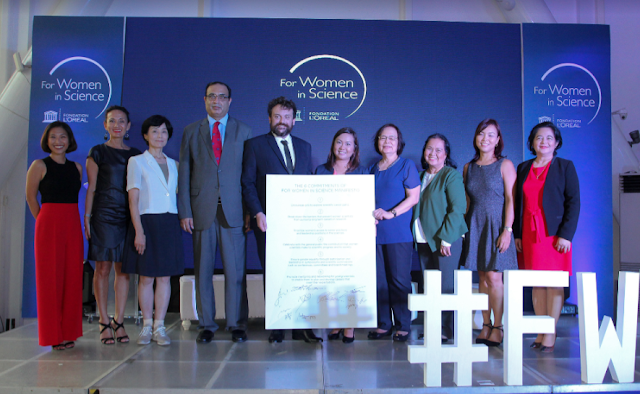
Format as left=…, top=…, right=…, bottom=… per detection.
left=514, top=122, right=580, bottom=353
left=26, top=121, right=84, bottom=350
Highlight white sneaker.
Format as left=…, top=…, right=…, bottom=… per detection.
left=152, top=326, right=171, bottom=346
left=137, top=326, right=152, bottom=345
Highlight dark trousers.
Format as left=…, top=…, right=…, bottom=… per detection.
left=376, top=242, right=414, bottom=332
left=417, top=239, right=462, bottom=339
left=193, top=207, right=248, bottom=332
left=253, top=224, right=267, bottom=293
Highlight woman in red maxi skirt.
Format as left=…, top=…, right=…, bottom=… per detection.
left=514, top=122, right=580, bottom=353
left=26, top=121, right=84, bottom=350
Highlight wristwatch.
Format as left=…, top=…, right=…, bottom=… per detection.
left=504, top=226, right=512, bottom=232
left=391, top=209, right=397, bottom=218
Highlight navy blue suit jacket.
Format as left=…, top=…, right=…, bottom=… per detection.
left=241, top=132, right=313, bottom=217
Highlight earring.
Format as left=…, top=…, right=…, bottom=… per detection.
left=104, top=132, right=109, bottom=140
left=124, top=132, right=129, bottom=140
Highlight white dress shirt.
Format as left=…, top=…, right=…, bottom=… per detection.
left=127, top=150, right=178, bottom=215
left=272, top=132, right=296, bottom=168
left=413, top=172, right=451, bottom=247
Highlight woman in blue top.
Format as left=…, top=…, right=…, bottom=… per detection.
left=315, top=127, right=365, bottom=343
left=368, top=124, right=420, bottom=342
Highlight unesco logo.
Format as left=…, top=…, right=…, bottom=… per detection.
left=40, top=56, right=113, bottom=122
left=278, top=55, right=367, bottom=121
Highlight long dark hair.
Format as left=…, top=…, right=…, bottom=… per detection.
left=421, top=133, right=457, bottom=170
left=327, top=127, right=360, bottom=172
left=471, top=118, right=505, bottom=162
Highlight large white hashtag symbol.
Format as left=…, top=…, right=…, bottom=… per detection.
left=408, top=270, right=488, bottom=387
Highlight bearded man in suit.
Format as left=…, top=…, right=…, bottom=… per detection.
left=241, top=96, right=321, bottom=343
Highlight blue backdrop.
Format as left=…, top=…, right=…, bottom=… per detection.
left=25, top=17, right=612, bottom=319
left=522, top=23, right=612, bottom=313
left=25, top=16, right=125, bottom=318
left=120, top=17, right=523, bottom=272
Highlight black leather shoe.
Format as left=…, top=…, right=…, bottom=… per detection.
left=367, top=329, right=392, bottom=340
left=268, top=330, right=284, bottom=343
left=231, top=330, right=247, bottom=343
left=418, top=333, right=448, bottom=343
left=292, top=329, right=323, bottom=343
left=393, top=332, right=409, bottom=342
left=196, top=329, right=214, bottom=343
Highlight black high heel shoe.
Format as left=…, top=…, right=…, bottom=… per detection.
left=328, top=329, right=343, bottom=340
left=110, top=318, right=130, bottom=343
left=485, top=325, right=503, bottom=347
left=342, top=332, right=355, bottom=343
left=99, top=321, right=114, bottom=345
left=476, top=323, right=492, bottom=344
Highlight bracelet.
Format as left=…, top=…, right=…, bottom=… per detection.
left=391, top=209, right=397, bottom=218
left=504, top=226, right=512, bottom=232
left=85, top=214, right=91, bottom=218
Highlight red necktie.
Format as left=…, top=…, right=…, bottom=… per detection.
left=212, top=121, right=222, bottom=165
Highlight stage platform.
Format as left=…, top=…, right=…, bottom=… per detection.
left=0, top=314, right=638, bottom=393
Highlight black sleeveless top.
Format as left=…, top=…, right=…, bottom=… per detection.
left=39, top=157, right=81, bottom=204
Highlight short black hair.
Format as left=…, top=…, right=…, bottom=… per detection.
left=268, top=96, right=297, bottom=117
left=141, top=115, right=173, bottom=146
left=527, top=121, right=563, bottom=156
left=204, top=81, right=232, bottom=98
left=41, top=121, right=77, bottom=153
left=373, top=123, right=405, bottom=156
left=104, top=105, right=130, bottom=123
left=421, top=133, right=457, bottom=170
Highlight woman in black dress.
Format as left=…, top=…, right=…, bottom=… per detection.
left=85, top=105, right=141, bottom=344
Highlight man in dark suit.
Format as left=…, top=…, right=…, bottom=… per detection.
left=179, top=81, right=252, bottom=343
left=241, top=96, right=321, bottom=343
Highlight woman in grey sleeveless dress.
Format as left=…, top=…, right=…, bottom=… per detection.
left=461, top=119, right=517, bottom=347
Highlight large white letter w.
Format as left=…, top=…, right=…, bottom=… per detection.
left=577, top=271, right=639, bottom=383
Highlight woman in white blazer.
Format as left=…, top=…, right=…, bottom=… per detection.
left=122, top=115, right=184, bottom=346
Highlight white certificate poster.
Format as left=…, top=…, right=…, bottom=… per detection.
left=265, top=174, right=377, bottom=329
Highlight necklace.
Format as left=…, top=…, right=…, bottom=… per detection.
left=533, top=162, right=549, bottom=179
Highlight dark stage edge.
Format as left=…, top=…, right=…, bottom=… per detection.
left=0, top=314, right=639, bottom=394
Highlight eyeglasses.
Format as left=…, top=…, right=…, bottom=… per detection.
left=206, top=93, right=229, bottom=101
left=378, top=136, right=398, bottom=142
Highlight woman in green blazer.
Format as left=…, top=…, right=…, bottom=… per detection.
left=411, top=133, right=468, bottom=342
